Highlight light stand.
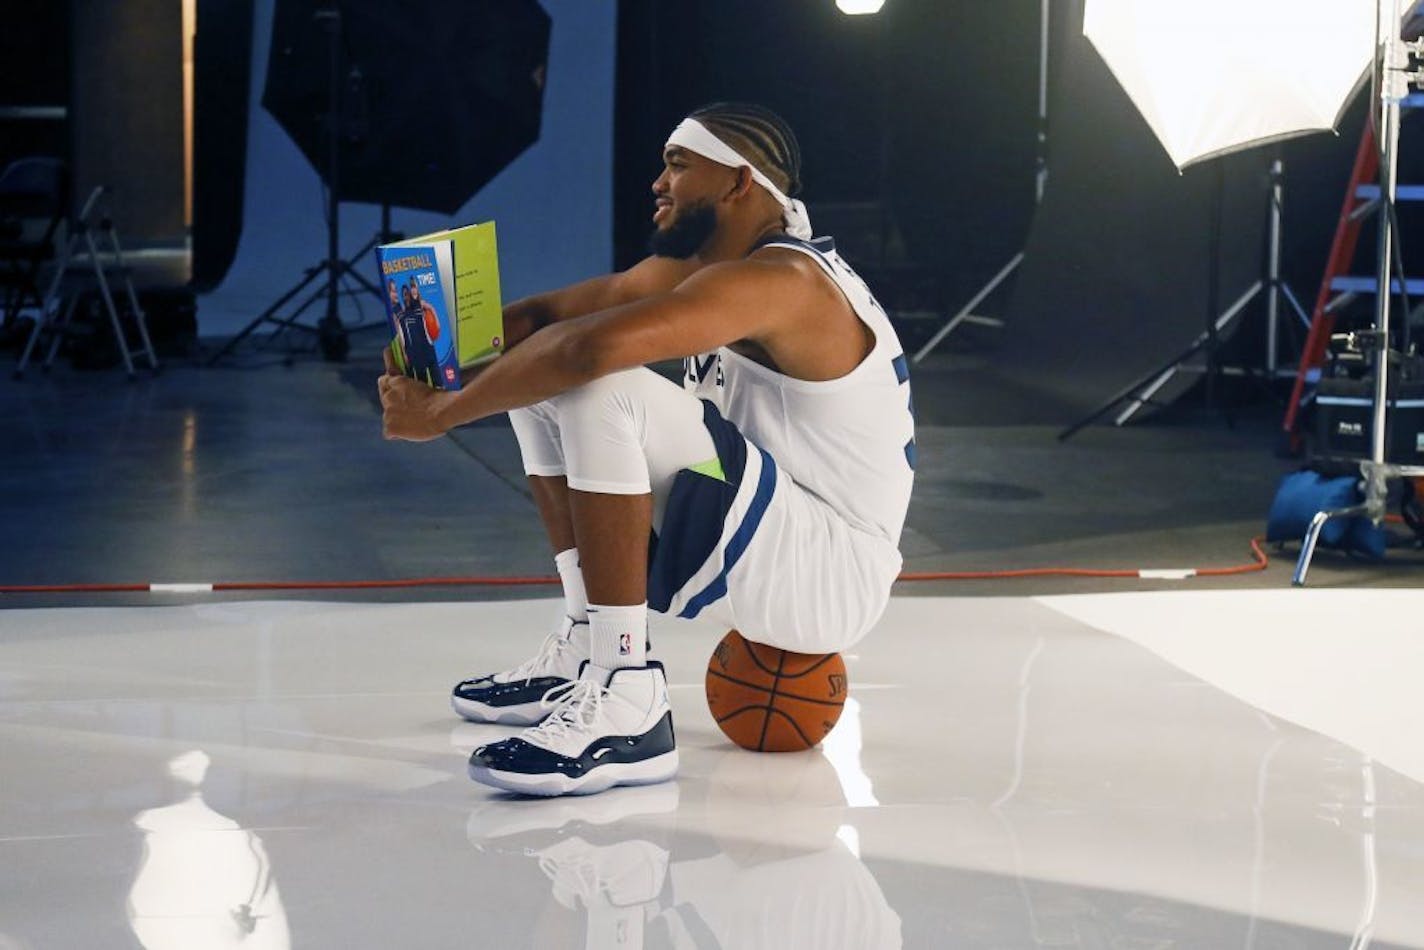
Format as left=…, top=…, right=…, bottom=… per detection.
left=911, top=0, right=1050, bottom=364
left=1293, top=0, right=1422, bottom=585
left=207, top=2, right=387, bottom=367
left=1057, top=154, right=1312, bottom=441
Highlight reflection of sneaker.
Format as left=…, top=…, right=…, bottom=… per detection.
left=468, top=663, right=677, bottom=797
left=467, top=781, right=680, bottom=845
left=451, top=617, right=589, bottom=725
left=536, top=836, right=669, bottom=911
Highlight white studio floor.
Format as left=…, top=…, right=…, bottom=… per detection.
left=2, top=591, right=1423, bottom=950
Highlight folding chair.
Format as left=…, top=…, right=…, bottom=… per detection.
left=0, top=157, right=68, bottom=337
left=14, top=184, right=159, bottom=380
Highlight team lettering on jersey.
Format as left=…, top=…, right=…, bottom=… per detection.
left=684, top=352, right=724, bottom=388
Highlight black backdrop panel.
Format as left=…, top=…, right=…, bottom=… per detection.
left=70, top=0, right=186, bottom=245
left=881, top=0, right=1040, bottom=303
left=263, top=0, right=551, bottom=214
left=192, top=0, right=254, bottom=293
left=616, top=0, right=1394, bottom=421
left=1003, top=0, right=1326, bottom=419
left=0, top=3, right=70, bottom=170
left=614, top=0, right=1039, bottom=283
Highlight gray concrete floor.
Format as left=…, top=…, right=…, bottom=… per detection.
left=2, top=333, right=1420, bottom=610
left=4, top=332, right=1423, bottom=949
left=5, top=593, right=1422, bottom=948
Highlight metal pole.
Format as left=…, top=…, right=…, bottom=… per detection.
left=1035, top=0, right=1050, bottom=203
left=1374, top=0, right=1404, bottom=468
left=1293, top=1, right=1403, bottom=588
left=914, top=0, right=1049, bottom=363
left=912, top=253, right=1021, bottom=363
left=1111, top=281, right=1262, bottom=426
left=316, top=5, right=348, bottom=362
left=1267, top=158, right=1284, bottom=375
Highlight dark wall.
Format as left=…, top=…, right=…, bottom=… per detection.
left=0, top=3, right=69, bottom=169
left=616, top=0, right=1394, bottom=419
left=1003, top=0, right=1375, bottom=418
left=615, top=0, right=1040, bottom=290
left=2, top=1, right=249, bottom=288
left=192, top=1, right=254, bottom=292
left=70, top=0, right=187, bottom=246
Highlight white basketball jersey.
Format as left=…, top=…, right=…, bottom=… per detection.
left=682, top=236, right=916, bottom=547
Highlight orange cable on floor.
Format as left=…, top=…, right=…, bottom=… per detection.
left=0, top=538, right=1271, bottom=594
left=897, top=536, right=1269, bottom=581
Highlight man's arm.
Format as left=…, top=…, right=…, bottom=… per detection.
left=381, top=256, right=811, bottom=441
left=498, top=255, right=704, bottom=351
left=454, top=254, right=703, bottom=387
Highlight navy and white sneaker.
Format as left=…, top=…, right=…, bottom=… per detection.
left=535, top=836, right=670, bottom=925
left=451, top=616, right=589, bottom=725
left=466, top=781, right=679, bottom=847
left=468, top=662, right=678, bottom=797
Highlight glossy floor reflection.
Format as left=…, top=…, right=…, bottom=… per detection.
left=2, top=593, right=1422, bottom=949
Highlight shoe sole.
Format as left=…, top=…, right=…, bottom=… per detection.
left=468, top=750, right=680, bottom=797
left=465, top=782, right=681, bottom=844
left=450, top=694, right=549, bottom=726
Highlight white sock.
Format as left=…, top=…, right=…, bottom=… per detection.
left=587, top=602, right=648, bottom=671
left=554, top=548, right=588, bottom=622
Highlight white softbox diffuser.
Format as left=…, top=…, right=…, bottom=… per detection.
left=1084, top=0, right=1377, bottom=169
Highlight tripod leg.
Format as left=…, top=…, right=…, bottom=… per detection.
left=1291, top=503, right=1367, bottom=587
left=912, top=253, right=1021, bottom=364
left=14, top=296, right=55, bottom=378
left=107, top=224, right=159, bottom=372
left=1063, top=282, right=1263, bottom=439
left=1057, top=360, right=1176, bottom=442
left=88, top=231, right=135, bottom=378
left=206, top=263, right=328, bottom=366
left=43, top=295, right=80, bottom=370
left=333, top=260, right=395, bottom=333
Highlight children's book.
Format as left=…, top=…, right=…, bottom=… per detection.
left=375, top=220, right=504, bottom=391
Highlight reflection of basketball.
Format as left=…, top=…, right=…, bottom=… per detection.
left=705, top=630, right=848, bottom=752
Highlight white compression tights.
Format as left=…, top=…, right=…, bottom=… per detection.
left=507, top=368, right=717, bottom=532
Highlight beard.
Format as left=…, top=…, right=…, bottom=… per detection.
left=648, top=201, right=717, bottom=259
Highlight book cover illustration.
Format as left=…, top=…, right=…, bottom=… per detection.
left=377, top=221, right=503, bottom=392
left=379, top=245, right=459, bottom=389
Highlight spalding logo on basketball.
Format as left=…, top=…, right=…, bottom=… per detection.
left=704, top=629, right=848, bottom=752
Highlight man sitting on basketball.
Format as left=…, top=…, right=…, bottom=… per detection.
left=379, top=103, right=915, bottom=797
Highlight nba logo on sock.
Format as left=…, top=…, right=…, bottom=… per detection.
left=618, top=632, right=631, bottom=655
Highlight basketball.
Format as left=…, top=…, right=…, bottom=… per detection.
left=704, top=629, right=848, bottom=752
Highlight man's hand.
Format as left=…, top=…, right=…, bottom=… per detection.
left=379, top=347, right=450, bottom=442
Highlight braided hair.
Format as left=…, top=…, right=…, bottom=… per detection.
left=688, top=102, right=802, bottom=198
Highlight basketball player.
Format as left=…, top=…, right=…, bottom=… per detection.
left=397, top=280, right=441, bottom=388
left=379, top=103, right=915, bottom=797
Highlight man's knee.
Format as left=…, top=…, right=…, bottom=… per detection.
left=548, top=370, right=666, bottom=434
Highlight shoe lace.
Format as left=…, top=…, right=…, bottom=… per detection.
left=506, top=618, right=579, bottom=682
left=527, top=679, right=605, bottom=744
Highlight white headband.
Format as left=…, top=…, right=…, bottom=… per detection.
left=665, top=118, right=813, bottom=240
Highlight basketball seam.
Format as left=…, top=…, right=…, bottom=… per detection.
left=713, top=703, right=776, bottom=724
left=706, top=668, right=776, bottom=695
left=774, top=652, right=839, bottom=679
left=761, top=689, right=844, bottom=708
left=757, top=651, right=787, bottom=751
left=737, top=634, right=783, bottom=678
left=765, top=706, right=815, bottom=749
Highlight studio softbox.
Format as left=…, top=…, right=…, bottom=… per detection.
left=1083, top=0, right=1375, bottom=170
left=262, top=0, right=551, bottom=214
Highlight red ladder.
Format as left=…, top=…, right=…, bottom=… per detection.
left=1280, top=125, right=1380, bottom=449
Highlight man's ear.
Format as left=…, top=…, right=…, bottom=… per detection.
left=725, top=165, right=755, bottom=202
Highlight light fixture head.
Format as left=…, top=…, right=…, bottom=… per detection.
left=836, top=0, right=886, bottom=14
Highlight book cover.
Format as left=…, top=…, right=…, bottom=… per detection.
left=376, top=221, right=503, bottom=391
